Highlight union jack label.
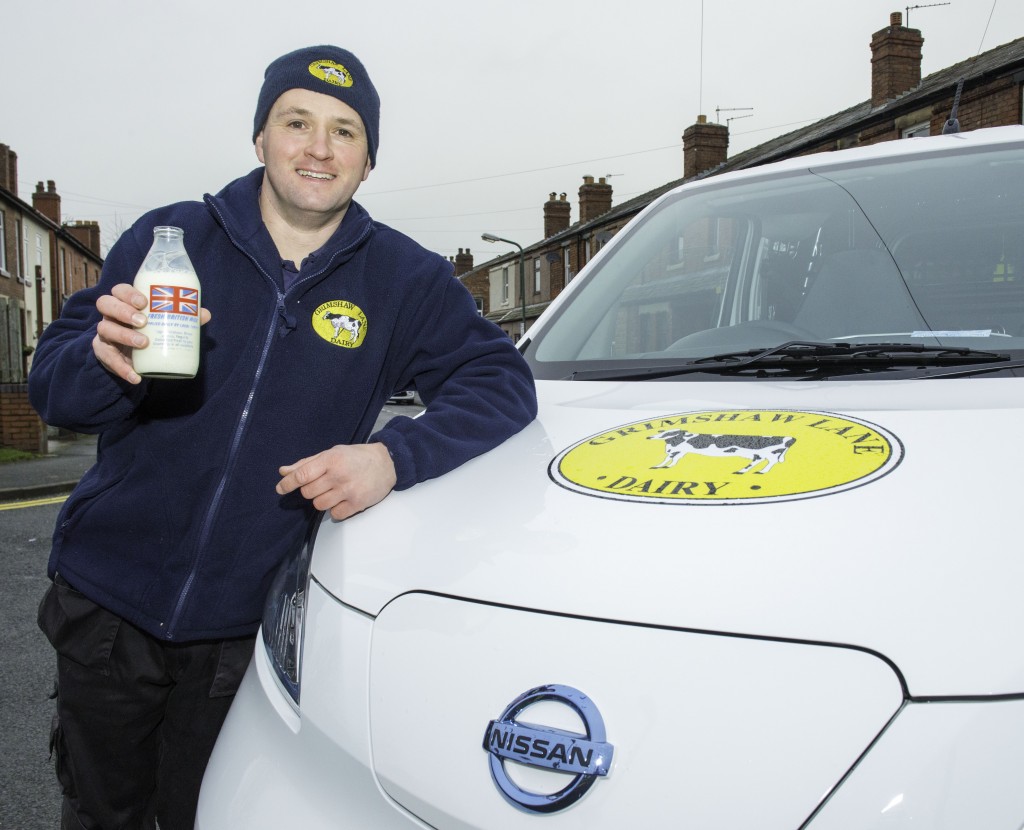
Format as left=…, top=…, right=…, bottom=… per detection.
left=149, top=285, right=199, bottom=316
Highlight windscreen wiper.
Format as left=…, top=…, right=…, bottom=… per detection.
left=569, top=341, right=1010, bottom=381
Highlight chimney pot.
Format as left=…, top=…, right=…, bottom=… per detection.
left=871, top=11, right=924, bottom=107
left=32, top=178, right=62, bottom=224
left=453, top=247, right=474, bottom=276
left=578, top=175, right=613, bottom=223
left=683, top=117, right=729, bottom=179
left=543, top=189, right=572, bottom=237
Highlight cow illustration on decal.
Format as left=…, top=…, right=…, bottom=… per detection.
left=649, top=429, right=796, bottom=474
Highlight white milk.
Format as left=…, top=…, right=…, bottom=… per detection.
left=132, top=227, right=202, bottom=379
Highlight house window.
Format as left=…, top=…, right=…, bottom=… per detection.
left=0, top=211, right=7, bottom=275
left=534, top=258, right=541, bottom=294
left=584, top=238, right=591, bottom=264
left=902, top=120, right=930, bottom=138
left=563, top=247, right=572, bottom=281
left=15, top=219, right=24, bottom=280
left=705, top=217, right=722, bottom=260
left=501, top=266, right=510, bottom=303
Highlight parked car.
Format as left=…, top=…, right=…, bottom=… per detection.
left=386, top=389, right=416, bottom=405
left=198, top=125, right=1024, bottom=828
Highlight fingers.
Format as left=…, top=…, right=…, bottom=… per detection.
left=276, top=444, right=397, bottom=520
left=276, top=456, right=317, bottom=495
left=93, top=284, right=149, bottom=384
left=92, top=283, right=211, bottom=384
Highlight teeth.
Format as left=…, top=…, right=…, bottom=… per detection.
left=299, top=170, right=333, bottom=180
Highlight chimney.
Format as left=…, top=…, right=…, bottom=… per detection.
left=870, top=11, right=924, bottom=107
left=683, top=115, right=729, bottom=179
left=33, top=181, right=62, bottom=224
left=66, top=220, right=102, bottom=257
left=544, top=192, right=572, bottom=238
left=453, top=247, right=474, bottom=276
left=0, top=145, right=18, bottom=196
left=579, top=176, right=612, bottom=224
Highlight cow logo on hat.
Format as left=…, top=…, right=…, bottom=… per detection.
left=550, top=409, right=903, bottom=505
left=308, top=59, right=353, bottom=88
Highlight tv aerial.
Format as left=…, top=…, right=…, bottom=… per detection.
left=716, top=106, right=753, bottom=128
left=905, top=2, right=950, bottom=26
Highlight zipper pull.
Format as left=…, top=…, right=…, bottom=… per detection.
left=276, top=295, right=297, bottom=337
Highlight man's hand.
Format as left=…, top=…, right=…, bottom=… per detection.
left=276, top=443, right=397, bottom=521
left=93, top=283, right=212, bottom=384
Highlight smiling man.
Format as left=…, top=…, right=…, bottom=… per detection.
left=28, top=45, right=536, bottom=830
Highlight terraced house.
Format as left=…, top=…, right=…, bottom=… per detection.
left=459, top=12, right=1024, bottom=341
left=0, top=144, right=102, bottom=451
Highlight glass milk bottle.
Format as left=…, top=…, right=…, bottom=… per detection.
left=132, top=226, right=202, bottom=378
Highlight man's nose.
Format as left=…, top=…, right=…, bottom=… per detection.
left=305, top=129, right=333, bottom=159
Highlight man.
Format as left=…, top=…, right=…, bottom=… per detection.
left=29, top=45, right=536, bottom=830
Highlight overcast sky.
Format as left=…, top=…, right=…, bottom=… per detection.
left=4, top=0, right=1022, bottom=264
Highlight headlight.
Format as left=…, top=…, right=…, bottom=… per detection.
left=262, top=513, right=322, bottom=704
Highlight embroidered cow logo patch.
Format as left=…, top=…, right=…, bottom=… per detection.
left=312, top=300, right=367, bottom=348
left=550, top=410, right=903, bottom=505
left=308, top=60, right=353, bottom=88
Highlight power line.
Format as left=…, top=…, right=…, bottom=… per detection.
left=978, top=0, right=998, bottom=55
left=361, top=145, right=680, bottom=197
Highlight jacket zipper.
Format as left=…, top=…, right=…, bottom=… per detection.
left=164, top=201, right=372, bottom=638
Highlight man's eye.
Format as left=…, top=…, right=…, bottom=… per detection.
left=286, top=120, right=306, bottom=129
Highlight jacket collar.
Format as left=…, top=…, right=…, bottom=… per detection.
left=204, top=167, right=375, bottom=270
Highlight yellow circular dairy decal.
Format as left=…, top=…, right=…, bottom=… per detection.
left=551, top=410, right=902, bottom=505
left=312, top=301, right=367, bottom=348
left=308, top=60, right=353, bottom=88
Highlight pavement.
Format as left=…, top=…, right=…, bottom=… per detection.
left=0, top=434, right=98, bottom=502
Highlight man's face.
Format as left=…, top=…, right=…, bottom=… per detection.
left=255, top=88, right=372, bottom=229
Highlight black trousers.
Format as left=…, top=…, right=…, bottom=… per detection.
left=38, top=576, right=256, bottom=830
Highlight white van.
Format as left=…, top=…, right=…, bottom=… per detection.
left=199, top=125, right=1024, bottom=828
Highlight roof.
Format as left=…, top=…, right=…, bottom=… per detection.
left=0, top=185, right=104, bottom=264
left=461, top=34, right=1024, bottom=281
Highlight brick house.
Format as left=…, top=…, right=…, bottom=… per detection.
left=461, top=12, right=1024, bottom=341
left=0, top=144, right=103, bottom=451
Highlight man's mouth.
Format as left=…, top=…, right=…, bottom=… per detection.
left=298, top=170, right=335, bottom=180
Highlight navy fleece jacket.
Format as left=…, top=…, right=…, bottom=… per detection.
left=28, top=167, right=537, bottom=641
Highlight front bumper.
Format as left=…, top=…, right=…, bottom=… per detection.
left=199, top=581, right=1024, bottom=828
left=197, top=580, right=428, bottom=828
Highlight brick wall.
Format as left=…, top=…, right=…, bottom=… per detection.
left=0, top=383, right=45, bottom=453
left=683, top=117, right=729, bottom=179
left=871, top=12, right=924, bottom=107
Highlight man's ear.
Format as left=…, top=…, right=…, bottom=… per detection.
left=255, top=132, right=266, bottom=164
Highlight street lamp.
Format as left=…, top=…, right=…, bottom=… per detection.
left=482, top=232, right=526, bottom=338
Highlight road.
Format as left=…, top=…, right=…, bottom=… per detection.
left=0, top=402, right=420, bottom=829
left=0, top=497, right=64, bottom=830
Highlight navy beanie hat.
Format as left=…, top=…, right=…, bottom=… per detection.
left=253, top=45, right=380, bottom=168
